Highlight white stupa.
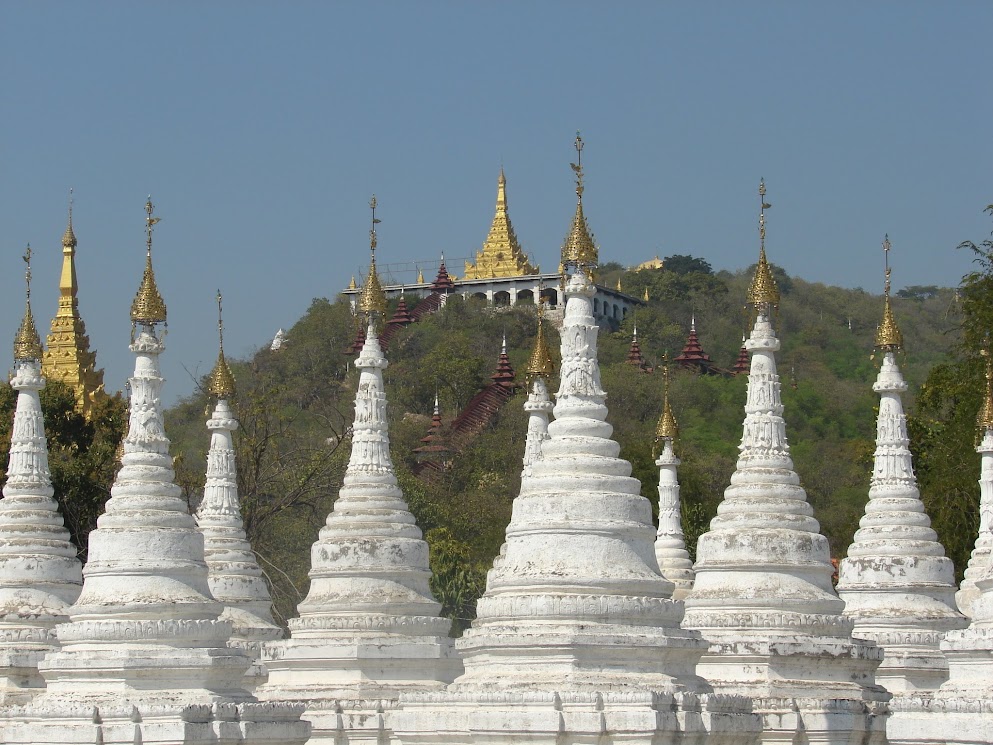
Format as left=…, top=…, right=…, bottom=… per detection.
left=196, top=292, right=281, bottom=690
left=0, top=247, right=82, bottom=705
left=957, top=349, right=993, bottom=619
left=258, top=199, right=458, bottom=744
left=888, top=349, right=993, bottom=743
left=837, top=238, right=965, bottom=693
left=4, top=200, right=309, bottom=745
left=653, top=362, right=695, bottom=600
left=270, top=328, right=286, bottom=351
left=681, top=182, right=888, bottom=740
left=521, top=307, right=555, bottom=478
left=395, top=139, right=758, bottom=743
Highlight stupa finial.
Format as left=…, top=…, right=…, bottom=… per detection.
left=653, top=354, right=678, bottom=456
left=979, top=336, right=993, bottom=435
left=561, top=131, right=598, bottom=271
left=207, top=289, right=236, bottom=399
left=358, top=195, right=388, bottom=321
left=526, top=304, right=555, bottom=383
left=130, top=196, right=167, bottom=328
left=63, top=187, right=77, bottom=249
left=875, top=234, right=903, bottom=352
left=14, top=244, right=43, bottom=361
left=747, top=178, right=780, bottom=311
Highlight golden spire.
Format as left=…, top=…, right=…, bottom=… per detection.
left=130, top=196, right=167, bottom=327
left=14, top=244, right=43, bottom=361
left=979, top=337, right=993, bottom=434
left=643, top=287, right=650, bottom=302
left=358, top=195, right=388, bottom=319
left=616, top=277, right=623, bottom=291
left=207, top=289, right=236, bottom=399
left=417, top=266, right=425, bottom=284
left=348, top=275, right=357, bottom=290
left=747, top=178, right=780, bottom=309
left=875, top=235, right=903, bottom=352
left=561, top=132, right=598, bottom=271
left=463, top=167, right=538, bottom=279
left=526, top=302, right=555, bottom=382
left=653, top=355, right=679, bottom=456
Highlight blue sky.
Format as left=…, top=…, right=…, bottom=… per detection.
left=2, top=3, right=991, bottom=404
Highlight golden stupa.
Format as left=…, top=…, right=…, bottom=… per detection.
left=463, top=168, right=538, bottom=279
left=41, top=196, right=108, bottom=418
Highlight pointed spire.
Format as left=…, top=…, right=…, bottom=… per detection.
left=130, top=197, right=167, bottom=328
left=616, top=277, right=623, bottom=291
left=207, top=290, right=236, bottom=399
left=732, top=334, right=750, bottom=375
left=525, top=305, right=555, bottom=383
left=626, top=324, right=646, bottom=368
left=491, top=335, right=516, bottom=388
left=747, top=179, right=780, bottom=310
left=14, top=245, right=43, bottom=361
left=44, top=190, right=107, bottom=418
left=979, top=339, right=993, bottom=435
left=348, top=275, right=357, bottom=290
left=875, top=235, right=903, bottom=352
left=417, top=266, right=425, bottom=284
left=674, top=317, right=712, bottom=372
left=358, top=195, right=388, bottom=321
left=643, top=286, right=650, bottom=302
left=431, top=253, right=456, bottom=292
left=653, top=358, right=679, bottom=455
left=62, top=188, right=77, bottom=249
left=463, top=168, right=537, bottom=279
left=560, top=132, right=598, bottom=271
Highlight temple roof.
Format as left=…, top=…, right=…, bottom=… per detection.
left=463, top=169, right=538, bottom=279
left=674, top=317, right=712, bottom=369
left=431, top=256, right=456, bottom=292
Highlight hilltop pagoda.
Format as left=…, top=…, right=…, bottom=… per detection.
left=462, top=168, right=538, bottom=279
left=41, top=200, right=107, bottom=417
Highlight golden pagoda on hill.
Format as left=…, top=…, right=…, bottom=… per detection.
left=462, top=168, right=539, bottom=279
left=41, top=202, right=107, bottom=417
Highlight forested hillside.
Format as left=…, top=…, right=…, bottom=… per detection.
left=159, top=259, right=967, bottom=630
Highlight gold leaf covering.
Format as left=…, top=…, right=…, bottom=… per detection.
left=463, top=168, right=538, bottom=279
left=359, top=258, right=388, bottom=317
left=62, top=218, right=77, bottom=249
left=562, top=200, right=598, bottom=268
left=875, top=295, right=903, bottom=351
left=653, top=365, right=678, bottom=456
left=14, top=301, right=43, bottom=361
left=747, top=246, right=780, bottom=308
left=207, top=349, right=236, bottom=399
left=131, top=250, right=168, bottom=325
left=979, top=345, right=993, bottom=433
left=526, top=312, right=555, bottom=381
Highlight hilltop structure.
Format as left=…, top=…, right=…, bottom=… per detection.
left=41, top=200, right=107, bottom=417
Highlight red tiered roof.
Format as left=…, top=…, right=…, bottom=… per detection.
left=626, top=331, right=645, bottom=368
left=430, top=258, right=456, bottom=292
left=490, top=341, right=517, bottom=388
left=342, top=321, right=366, bottom=356
left=380, top=296, right=414, bottom=350
left=733, top=339, right=750, bottom=375
left=674, top=318, right=712, bottom=372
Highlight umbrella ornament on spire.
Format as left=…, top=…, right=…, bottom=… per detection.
left=14, top=244, right=44, bottom=361
left=130, top=196, right=168, bottom=333
left=653, top=354, right=679, bottom=457
left=63, top=187, right=77, bottom=249
left=207, top=289, right=236, bottom=399
left=747, top=179, right=780, bottom=317
left=358, top=194, right=388, bottom=323
left=561, top=132, right=598, bottom=273
left=874, top=235, right=903, bottom=354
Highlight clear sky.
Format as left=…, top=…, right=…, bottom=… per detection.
left=2, top=2, right=991, bottom=404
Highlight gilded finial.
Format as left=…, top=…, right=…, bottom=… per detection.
left=978, top=336, right=993, bottom=434
left=417, top=266, right=425, bottom=284
left=130, top=196, right=168, bottom=327
left=348, top=275, right=357, bottom=290
left=747, top=178, right=780, bottom=310
left=63, top=187, right=77, bottom=249
left=526, top=304, right=555, bottom=382
left=653, top=354, right=679, bottom=456
left=358, top=195, right=388, bottom=319
left=561, top=132, right=598, bottom=271
left=207, top=289, right=236, bottom=399
left=14, top=244, right=43, bottom=361
left=875, top=234, right=903, bottom=352
left=616, top=277, right=623, bottom=291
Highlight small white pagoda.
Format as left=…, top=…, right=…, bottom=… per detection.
left=837, top=237, right=965, bottom=693
left=681, top=182, right=889, bottom=742
left=0, top=247, right=82, bottom=706
left=520, top=306, right=555, bottom=479
left=196, top=292, right=282, bottom=691
left=257, top=199, right=459, bottom=744
left=653, top=361, right=695, bottom=600
left=4, top=200, right=309, bottom=745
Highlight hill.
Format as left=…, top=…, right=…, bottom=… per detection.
left=161, top=261, right=965, bottom=629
